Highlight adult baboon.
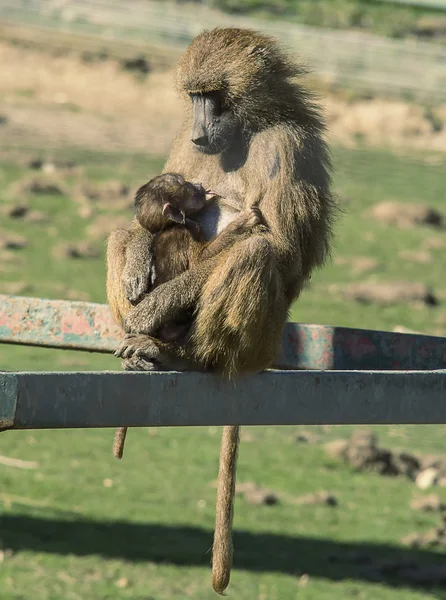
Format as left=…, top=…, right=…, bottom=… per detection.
left=107, top=27, right=335, bottom=594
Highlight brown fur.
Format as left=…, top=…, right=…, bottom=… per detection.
left=106, top=27, right=336, bottom=594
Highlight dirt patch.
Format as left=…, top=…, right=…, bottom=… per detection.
left=331, top=281, right=438, bottom=307
left=335, top=256, right=380, bottom=275
left=410, top=494, right=445, bottom=512
left=370, top=202, right=444, bottom=229
left=325, top=430, right=420, bottom=479
left=1, top=202, right=50, bottom=224
left=87, top=215, right=131, bottom=241
left=10, top=174, right=67, bottom=197
left=399, top=250, right=433, bottom=264
left=326, top=430, right=446, bottom=489
left=423, top=237, right=446, bottom=250
left=75, top=180, right=133, bottom=212
left=0, top=40, right=445, bottom=156
left=27, top=157, right=80, bottom=175
left=235, top=482, right=279, bottom=506
left=324, top=96, right=446, bottom=154
left=293, top=491, right=338, bottom=507
left=53, top=242, right=100, bottom=260
left=0, top=231, right=27, bottom=250
left=295, top=431, right=320, bottom=444
left=0, top=281, right=33, bottom=295
left=402, top=514, right=446, bottom=550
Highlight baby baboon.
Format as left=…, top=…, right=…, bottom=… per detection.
left=107, top=27, right=336, bottom=594
left=113, top=172, right=264, bottom=459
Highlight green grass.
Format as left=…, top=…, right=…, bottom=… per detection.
left=1, top=144, right=446, bottom=599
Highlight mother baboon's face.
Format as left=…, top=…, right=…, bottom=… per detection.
left=189, top=91, right=239, bottom=155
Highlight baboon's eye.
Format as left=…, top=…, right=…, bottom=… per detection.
left=207, top=92, right=224, bottom=117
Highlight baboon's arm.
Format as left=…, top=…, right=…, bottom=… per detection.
left=122, top=224, right=156, bottom=304
left=123, top=255, right=219, bottom=335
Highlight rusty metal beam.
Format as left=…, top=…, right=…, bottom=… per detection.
left=1, top=294, right=446, bottom=371
left=0, top=294, right=121, bottom=353
left=1, top=370, right=446, bottom=431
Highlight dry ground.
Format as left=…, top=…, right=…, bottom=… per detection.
left=0, top=40, right=444, bottom=157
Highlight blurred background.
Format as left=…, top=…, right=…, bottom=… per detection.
left=1, top=1, right=446, bottom=599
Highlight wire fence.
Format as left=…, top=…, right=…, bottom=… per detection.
left=0, top=0, right=445, bottom=102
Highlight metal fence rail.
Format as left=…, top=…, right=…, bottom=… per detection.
left=2, top=369, right=446, bottom=431
left=1, top=295, right=446, bottom=431
left=0, top=0, right=445, bottom=101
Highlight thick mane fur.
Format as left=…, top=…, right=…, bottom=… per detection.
left=176, top=27, right=321, bottom=130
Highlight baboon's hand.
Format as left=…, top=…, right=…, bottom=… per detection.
left=122, top=256, right=156, bottom=304
left=123, top=283, right=181, bottom=334
left=243, top=206, right=264, bottom=229
left=124, top=263, right=207, bottom=334
left=231, top=206, right=265, bottom=232
left=115, top=334, right=160, bottom=360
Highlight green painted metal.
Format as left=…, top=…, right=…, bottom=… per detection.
left=0, top=373, right=17, bottom=430
left=1, top=370, right=446, bottom=431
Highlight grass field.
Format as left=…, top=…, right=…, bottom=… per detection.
left=1, top=142, right=446, bottom=599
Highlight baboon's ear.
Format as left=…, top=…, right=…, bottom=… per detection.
left=162, top=203, right=186, bottom=225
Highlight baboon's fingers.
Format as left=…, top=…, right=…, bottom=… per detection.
left=114, top=335, right=138, bottom=358
left=122, top=356, right=159, bottom=372
left=123, top=274, right=148, bottom=305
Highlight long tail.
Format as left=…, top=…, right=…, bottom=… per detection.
left=113, top=427, right=128, bottom=459
left=212, top=425, right=240, bottom=595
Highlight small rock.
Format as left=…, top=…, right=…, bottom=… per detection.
left=416, top=467, right=439, bottom=489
